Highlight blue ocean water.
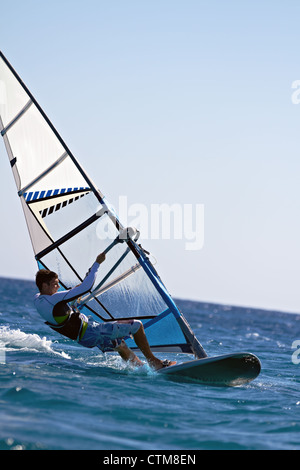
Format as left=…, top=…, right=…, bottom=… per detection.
left=0, top=277, right=299, bottom=451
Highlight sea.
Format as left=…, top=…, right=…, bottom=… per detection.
left=0, top=276, right=299, bottom=452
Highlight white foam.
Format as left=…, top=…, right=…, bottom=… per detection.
left=0, top=326, right=70, bottom=359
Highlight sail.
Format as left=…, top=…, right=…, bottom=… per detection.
left=0, top=51, right=207, bottom=358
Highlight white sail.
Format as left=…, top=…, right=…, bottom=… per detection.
left=0, top=51, right=207, bottom=357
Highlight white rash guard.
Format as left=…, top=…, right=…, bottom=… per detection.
left=34, top=262, right=100, bottom=341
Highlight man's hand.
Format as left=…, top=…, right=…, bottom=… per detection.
left=96, top=252, right=106, bottom=265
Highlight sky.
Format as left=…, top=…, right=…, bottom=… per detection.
left=0, top=0, right=300, bottom=313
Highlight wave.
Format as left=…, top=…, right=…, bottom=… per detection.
left=0, top=326, right=70, bottom=359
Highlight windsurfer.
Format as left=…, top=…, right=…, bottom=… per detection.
left=34, top=252, right=175, bottom=370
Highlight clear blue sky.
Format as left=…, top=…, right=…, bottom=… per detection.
left=0, top=0, right=300, bottom=313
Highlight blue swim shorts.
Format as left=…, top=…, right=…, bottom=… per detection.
left=78, top=319, right=142, bottom=352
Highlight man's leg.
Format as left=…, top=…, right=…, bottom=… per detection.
left=132, top=322, right=170, bottom=370
left=115, top=320, right=176, bottom=370
left=115, top=340, right=143, bottom=368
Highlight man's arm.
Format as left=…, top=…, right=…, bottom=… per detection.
left=52, top=253, right=106, bottom=305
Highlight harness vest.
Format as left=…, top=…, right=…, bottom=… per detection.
left=45, top=302, right=87, bottom=341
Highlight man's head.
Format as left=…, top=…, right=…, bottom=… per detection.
left=36, top=269, right=60, bottom=295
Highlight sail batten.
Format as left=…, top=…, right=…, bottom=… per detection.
left=0, top=51, right=207, bottom=358
left=18, top=151, right=69, bottom=196
left=1, top=99, right=33, bottom=136
left=35, top=207, right=107, bottom=260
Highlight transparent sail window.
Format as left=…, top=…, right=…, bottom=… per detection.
left=94, top=264, right=168, bottom=318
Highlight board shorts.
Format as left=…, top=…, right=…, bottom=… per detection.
left=78, top=319, right=142, bottom=352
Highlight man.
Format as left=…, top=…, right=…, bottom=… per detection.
left=34, top=252, right=175, bottom=370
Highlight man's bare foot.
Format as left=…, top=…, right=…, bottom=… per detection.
left=149, top=358, right=177, bottom=371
